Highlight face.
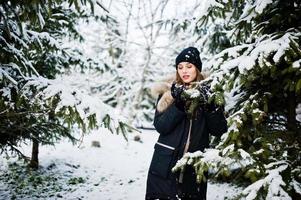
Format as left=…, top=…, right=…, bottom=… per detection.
left=177, top=62, right=197, bottom=84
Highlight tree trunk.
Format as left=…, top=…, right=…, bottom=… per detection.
left=29, top=138, right=39, bottom=169
left=128, top=47, right=151, bottom=124
left=287, top=91, right=297, bottom=134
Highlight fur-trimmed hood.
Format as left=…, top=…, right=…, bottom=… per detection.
left=150, top=74, right=175, bottom=113
left=151, top=72, right=209, bottom=113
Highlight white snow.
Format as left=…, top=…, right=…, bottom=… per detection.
left=20, top=75, right=127, bottom=133
left=199, top=0, right=225, bottom=19
left=224, top=77, right=244, bottom=113
left=185, top=88, right=201, bottom=98
left=254, top=0, right=273, bottom=14
left=0, top=129, right=242, bottom=200
left=222, top=144, right=235, bottom=156
left=253, top=149, right=264, bottom=155
left=296, top=103, right=301, bottom=122
left=292, top=179, right=301, bottom=195
left=37, top=8, right=45, bottom=28
left=0, top=67, right=18, bottom=85
left=242, top=162, right=291, bottom=200
left=292, top=59, right=301, bottom=68
left=27, top=31, right=60, bottom=48
left=208, top=31, right=300, bottom=79
left=238, top=0, right=273, bottom=24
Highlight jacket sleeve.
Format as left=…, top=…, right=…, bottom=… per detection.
left=153, top=97, right=186, bottom=135
left=204, top=107, right=228, bottom=137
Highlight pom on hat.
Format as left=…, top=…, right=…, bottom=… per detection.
left=175, top=47, right=202, bottom=72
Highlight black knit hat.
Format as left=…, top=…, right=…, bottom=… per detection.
left=175, top=47, right=202, bottom=72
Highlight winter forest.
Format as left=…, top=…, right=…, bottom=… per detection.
left=0, top=0, right=300, bottom=199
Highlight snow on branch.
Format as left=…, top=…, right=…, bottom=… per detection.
left=208, top=31, right=301, bottom=77
left=238, top=0, right=273, bottom=23
left=296, top=104, right=301, bottom=122
left=22, top=75, right=131, bottom=136
left=242, top=161, right=291, bottom=200
left=27, top=30, right=60, bottom=49
left=172, top=147, right=255, bottom=182
left=198, top=0, right=225, bottom=20
left=0, top=67, right=18, bottom=85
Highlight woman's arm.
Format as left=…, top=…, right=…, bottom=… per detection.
left=153, top=97, right=186, bottom=135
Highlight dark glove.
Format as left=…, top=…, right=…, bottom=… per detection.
left=197, top=85, right=210, bottom=106
left=198, top=85, right=220, bottom=112
left=171, top=82, right=185, bottom=111
left=205, top=100, right=219, bottom=112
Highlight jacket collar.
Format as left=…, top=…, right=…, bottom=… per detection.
left=151, top=74, right=175, bottom=113
left=151, top=72, right=209, bottom=113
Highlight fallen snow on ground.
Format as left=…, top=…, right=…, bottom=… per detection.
left=0, top=128, right=242, bottom=200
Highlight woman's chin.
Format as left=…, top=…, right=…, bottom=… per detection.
left=182, top=79, right=192, bottom=84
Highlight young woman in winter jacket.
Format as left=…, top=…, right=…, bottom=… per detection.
left=145, top=47, right=228, bottom=200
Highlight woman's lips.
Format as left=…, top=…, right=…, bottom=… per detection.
left=183, top=75, right=190, bottom=79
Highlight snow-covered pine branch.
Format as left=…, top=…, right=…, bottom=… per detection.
left=242, top=161, right=292, bottom=200
left=172, top=147, right=255, bottom=184
left=27, top=75, right=132, bottom=137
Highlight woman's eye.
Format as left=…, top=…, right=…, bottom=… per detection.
left=187, top=65, right=192, bottom=68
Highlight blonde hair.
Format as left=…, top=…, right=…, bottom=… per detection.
left=176, top=69, right=204, bottom=85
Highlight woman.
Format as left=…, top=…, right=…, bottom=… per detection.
left=145, top=47, right=228, bottom=200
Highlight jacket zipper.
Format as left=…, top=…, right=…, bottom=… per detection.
left=179, top=119, right=193, bottom=183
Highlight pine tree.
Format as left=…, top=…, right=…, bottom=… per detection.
left=0, top=0, right=132, bottom=169
left=172, top=0, right=301, bottom=199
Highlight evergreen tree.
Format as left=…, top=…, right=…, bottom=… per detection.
left=0, top=0, right=131, bottom=169
left=173, top=0, right=301, bottom=199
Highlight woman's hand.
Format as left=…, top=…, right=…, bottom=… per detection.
left=171, top=82, right=186, bottom=111
left=197, top=85, right=221, bottom=112
left=199, top=85, right=222, bottom=112
left=171, top=82, right=184, bottom=99
left=197, top=85, right=209, bottom=106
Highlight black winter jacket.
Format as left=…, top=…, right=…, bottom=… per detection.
left=146, top=80, right=227, bottom=200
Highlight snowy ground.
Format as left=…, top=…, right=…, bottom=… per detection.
left=0, top=128, right=242, bottom=200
